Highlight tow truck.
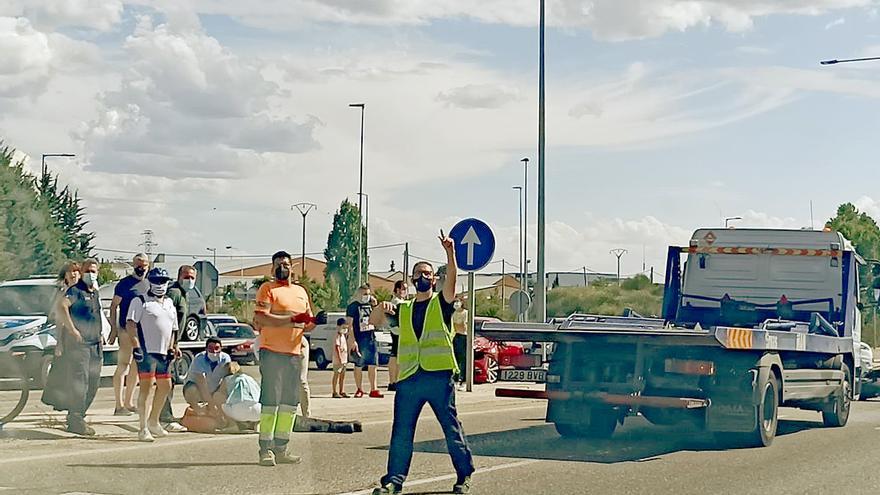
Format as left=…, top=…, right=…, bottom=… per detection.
left=482, top=228, right=865, bottom=447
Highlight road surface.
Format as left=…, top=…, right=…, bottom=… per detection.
left=1, top=367, right=879, bottom=494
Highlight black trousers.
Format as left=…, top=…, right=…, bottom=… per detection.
left=453, top=334, right=467, bottom=383
left=65, top=343, right=102, bottom=426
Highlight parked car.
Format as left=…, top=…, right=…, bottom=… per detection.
left=179, top=287, right=208, bottom=341
left=859, top=342, right=878, bottom=400
left=215, top=322, right=258, bottom=365
left=307, top=312, right=345, bottom=370
left=204, top=314, right=237, bottom=338
left=472, top=316, right=543, bottom=384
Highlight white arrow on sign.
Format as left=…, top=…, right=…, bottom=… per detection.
left=461, top=226, right=482, bottom=266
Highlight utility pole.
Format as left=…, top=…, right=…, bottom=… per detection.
left=535, top=0, right=547, bottom=323
left=403, top=242, right=409, bottom=281
left=141, top=230, right=157, bottom=258
left=292, top=202, right=316, bottom=278
left=582, top=266, right=588, bottom=287
left=501, top=259, right=506, bottom=313
left=610, top=248, right=627, bottom=287
left=513, top=185, right=524, bottom=300
left=349, top=102, right=366, bottom=287
left=207, top=247, right=218, bottom=312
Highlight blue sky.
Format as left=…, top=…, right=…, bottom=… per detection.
left=3, top=1, right=880, bottom=276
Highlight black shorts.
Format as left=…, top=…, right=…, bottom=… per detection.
left=137, top=352, right=171, bottom=380
left=390, top=333, right=399, bottom=357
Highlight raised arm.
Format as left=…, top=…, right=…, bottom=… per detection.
left=440, top=231, right=456, bottom=303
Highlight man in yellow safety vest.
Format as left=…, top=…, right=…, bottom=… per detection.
left=372, top=232, right=474, bottom=495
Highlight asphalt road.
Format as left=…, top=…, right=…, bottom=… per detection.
left=2, top=366, right=880, bottom=495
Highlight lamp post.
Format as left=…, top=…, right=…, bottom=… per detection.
left=820, top=56, right=880, bottom=65
left=206, top=247, right=218, bottom=311
left=535, top=0, right=548, bottom=324
left=610, top=248, right=627, bottom=287
left=349, top=102, right=366, bottom=287
left=513, top=185, right=524, bottom=303
left=291, top=202, right=317, bottom=278
left=724, top=216, right=742, bottom=228
left=41, top=153, right=75, bottom=177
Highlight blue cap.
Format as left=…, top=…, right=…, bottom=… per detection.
left=147, top=267, right=172, bottom=283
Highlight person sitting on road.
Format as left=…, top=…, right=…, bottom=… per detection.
left=332, top=317, right=350, bottom=398
left=183, top=337, right=232, bottom=413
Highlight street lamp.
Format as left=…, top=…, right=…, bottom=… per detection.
left=512, top=186, right=524, bottom=304
left=724, top=216, right=742, bottom=228
left=820, top=56, right=880, bottom=65
left=207, top=247, right=218, bottom=311
left=610, top=248, right=627, bottom=287
left=291, top=202, right=317, bottom=278
left=535, top=0, right=548, bottom=324
left=349, top=102, right=366, bottom=287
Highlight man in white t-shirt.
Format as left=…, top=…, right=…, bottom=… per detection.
left=127, top=268, right=179, bottom=442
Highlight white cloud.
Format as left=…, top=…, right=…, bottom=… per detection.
left=2, top=0, right=123, bottom=31
left=436, top=84, right=521, bottom=109
left=75, top=15, right=320, bottom=178
left=127, top=0, right=875, bottom=40
left=825, top=17, right=846, bottom=29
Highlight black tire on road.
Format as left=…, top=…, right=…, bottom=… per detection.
left=314, top=349, right=329, bottom=370
left=717, top=372, right=779, bottom=448
left=171, top=350, right=193, bottom=385
left=182, top=316, right=200, bottom=342
left=554, top=408, right=618, bottom=439
left=822, top=363, right=851, bottom=427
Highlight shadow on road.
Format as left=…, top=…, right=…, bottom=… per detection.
left=373, top=417, right=821, bottom=464
left=67, top=461, right=255, bottom=470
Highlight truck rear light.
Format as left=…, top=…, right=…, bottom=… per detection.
left=665, top=358, right=715, bottom=376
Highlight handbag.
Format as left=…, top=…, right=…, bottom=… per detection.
left=41, top=353, right=72, bottom=411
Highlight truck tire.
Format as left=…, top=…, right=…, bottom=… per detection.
left=313, top=349, right=329, bottom=370
left=822, top=363, right=851, bottom=427
left=716, top=372, right=779, bottom=448
left=554, top=408, right=618, bottom=439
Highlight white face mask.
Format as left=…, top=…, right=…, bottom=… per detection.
left=82, top=272, right=99, bottom=289
left=150, top=282, right=169, bottom=297
left=361, top=295, right=371, bottom=304
left=180, top=279, right=195, bottom=291
left=338, top=327, right=348, bottom=335
left=454, top=302, right=463, bottom=310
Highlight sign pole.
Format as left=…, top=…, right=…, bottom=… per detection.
left=466, top=271, right=475, bottom=392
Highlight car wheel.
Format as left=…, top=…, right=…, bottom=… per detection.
left=183, top=316, right=200, bottom=342
left=484, top=355, right=499, bottom=384
left=314, top=350, right=329, bottom=370
left=171, top=351, right=193, bottom=385
left=32, top=354, right=53, bottom=389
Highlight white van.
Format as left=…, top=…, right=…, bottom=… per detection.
left=307, top=311, right=392, bottom=369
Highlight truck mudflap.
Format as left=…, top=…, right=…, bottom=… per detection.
left=495, top=388, right=709, bottom=409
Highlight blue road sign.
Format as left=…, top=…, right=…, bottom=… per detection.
left=450, top=218, right=495, bottom=272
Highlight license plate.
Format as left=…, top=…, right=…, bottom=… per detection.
left=500, top=369, right=547, bottom=382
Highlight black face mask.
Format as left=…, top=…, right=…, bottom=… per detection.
left=134, top=266, right=146, bottom=277
left=275, top=266, right=290, bottom=281
left=413, top=275, right=433, bottom=293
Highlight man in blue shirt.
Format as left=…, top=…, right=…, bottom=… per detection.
left=184, top=337, right=232, bottom=413
left=108, top=253, right=149, bottom=415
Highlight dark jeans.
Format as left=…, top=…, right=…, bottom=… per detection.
left=65, top=343, right=102, bottom=427
left=382, top=369, right=474, bottom=487
left=453, top=334, right=467, bottom=383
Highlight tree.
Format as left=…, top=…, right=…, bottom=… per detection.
left=98, top=263, right=119, bottom=285
left=324, top=199, right=368, bottom=306
left=827, top=203, right=880, bottom=285
left=546, top=277, right=663, bottom=318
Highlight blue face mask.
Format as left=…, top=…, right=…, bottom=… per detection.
left=413, top=275, right=432, bottom=293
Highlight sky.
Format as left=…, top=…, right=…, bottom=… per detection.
left=3, top=0, right=880, bottom=277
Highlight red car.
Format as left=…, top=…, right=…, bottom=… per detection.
left=472, top=317, right=543, bottom=384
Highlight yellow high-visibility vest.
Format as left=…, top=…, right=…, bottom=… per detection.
left=397, top=294, right=458, bottom=381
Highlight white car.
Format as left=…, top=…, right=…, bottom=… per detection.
left=307, top=311, right=392, bottom=369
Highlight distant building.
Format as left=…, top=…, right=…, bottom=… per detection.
left=218, top=256, right=397, bottom=293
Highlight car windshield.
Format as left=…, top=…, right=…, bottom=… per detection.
left=0, top=285, right=58, bottom=316
left=216, top=324, right=255, bottom=339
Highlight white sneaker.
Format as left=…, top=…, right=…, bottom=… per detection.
left=456, top=384, right=467, bottom=392
left=138, top=428, right=155, bottom=442
left=164, top=422, right=187, bottom=433
left=148, top=423, right=169, bottom=438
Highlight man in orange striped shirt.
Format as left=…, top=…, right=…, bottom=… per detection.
left=253, top=250, right=322, bottom=467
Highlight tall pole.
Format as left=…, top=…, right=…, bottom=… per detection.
left=466, top=271, right=475, bottom=392
left=207, top=247, right=217, bottom=312
left=403, top=242, right=409, bottom=280
left=610, top=248, right=627, bottom=287
left=501, top=259, right=506, bottom=313
left=535, top=0, right=547, bottom=323
left=292, top=203, right=316, bottom=278
left=513, top=185, right=524, bottom=298
left=583, top=266, right=588, bottom=287
left=350, top=103, right=366, bottom=286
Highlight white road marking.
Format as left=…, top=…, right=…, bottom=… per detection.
left=336, top=459, right=542, bottom=495
left=0, top=403, right=545, bottom=465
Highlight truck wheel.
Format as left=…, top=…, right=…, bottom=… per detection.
left=822, top=364, right=851, bottom=427
left=182, top=316, right=200, bottom=342
left=171, top=351, right=193, bottom=385
left=717, top=373, right=779, bottom=448
left=554, top=408, right=618, bottom=439
left=313, top=350, right=329, bottom=370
